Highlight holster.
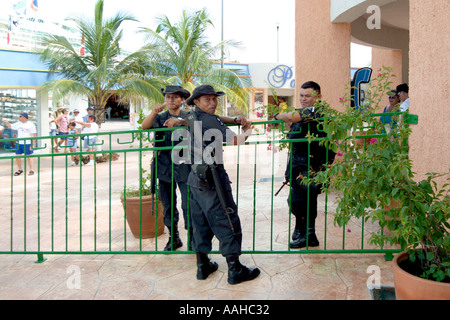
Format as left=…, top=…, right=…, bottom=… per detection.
left=192, top=164, right=212, bottom=189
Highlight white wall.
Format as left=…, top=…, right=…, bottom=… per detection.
left=49, top=94, right=89, bottom=117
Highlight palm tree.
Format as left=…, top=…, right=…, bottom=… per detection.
left=40, top=0, right=165, bottom=124
left=141, top=9, right=252, bottom=113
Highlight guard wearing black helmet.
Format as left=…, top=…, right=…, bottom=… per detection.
left=142, top=85, right=193, bottom=251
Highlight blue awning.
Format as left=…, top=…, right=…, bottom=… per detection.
left=0, top=49, right=58, bottom=87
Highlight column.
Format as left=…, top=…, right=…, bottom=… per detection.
left=295, top=0, right=351, bottom=111
left=409, top=0, right=450, bottom=183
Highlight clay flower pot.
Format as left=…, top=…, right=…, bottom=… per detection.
left=120, top=193, right=165, bottom=239
left=393, top=252, right=450, bottom=300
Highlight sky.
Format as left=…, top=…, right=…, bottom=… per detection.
left=1, top=0, right=372, bottom=66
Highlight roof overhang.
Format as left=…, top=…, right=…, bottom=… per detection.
left=331, top=0, right=409, bottom=50
left=331, top=0, right=408, bottom=30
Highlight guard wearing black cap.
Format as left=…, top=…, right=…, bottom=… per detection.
left=185, top=84, right=260, bottom=285
left=142, top=85, right=193, bottom=251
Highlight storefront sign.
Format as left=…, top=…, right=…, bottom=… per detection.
left=351, top=67, right=372, bottom=109
left=267, top=65, right=295, bottom=89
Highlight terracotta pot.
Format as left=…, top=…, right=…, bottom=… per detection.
left=393, top=252, right=450, bottom=300
left=120, top=193, right=165, bottom=239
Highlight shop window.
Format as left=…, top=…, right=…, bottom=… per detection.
left=0, top=89, right=38, bottom=151
left=253, top=90, right=264, bottom=114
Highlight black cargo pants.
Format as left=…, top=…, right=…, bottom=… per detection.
left=189, top=181, right=242, bottom=258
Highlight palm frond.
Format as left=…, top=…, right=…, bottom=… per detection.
left=140, top=9, right=250, bottom=113
left=39, top=0, right=165, bottom=123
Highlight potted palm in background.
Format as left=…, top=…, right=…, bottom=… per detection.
left=307, top=67, right=449, bottom=299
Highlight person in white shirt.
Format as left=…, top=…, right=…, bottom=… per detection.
left=70, top=109, right=84, bottom=149
left=73, top=114, right=98, bottom=166
left=70, top=109, right=84, bottom=131
left=2, top=113, right=37, bottom=176
left=396, top=83, right=410, bottom=112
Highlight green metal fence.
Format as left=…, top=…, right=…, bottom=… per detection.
left=0, top=117, right=408, bottom=263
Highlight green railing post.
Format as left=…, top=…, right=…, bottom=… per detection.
left=35, top=253, right=47, bottom=263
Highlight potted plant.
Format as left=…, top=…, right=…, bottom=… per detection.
left=120, top=166, right=165, bottom=239
left=120, top=112, right=164, bottom=239
left=305, top=67, right=450, bottom=299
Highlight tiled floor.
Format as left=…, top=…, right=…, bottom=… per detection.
left=0, top=252, right=394, bottom=300
left=0, top=120, right=396, bottom=300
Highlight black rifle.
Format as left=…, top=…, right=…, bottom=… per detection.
left=275, top=180, right=289, bottom=196
left=209, top=163, right=236, bottom=235
left=150, top=157, right=157, bottom=216
left=275, top=154, right=291, bottom=197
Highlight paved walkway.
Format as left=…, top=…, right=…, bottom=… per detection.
left=0, top=119, right=396, bottom=300
left=0, top=253, right=394, bottom=300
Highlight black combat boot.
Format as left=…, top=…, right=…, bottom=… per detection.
left=164, top=225, right=183, bottom=251
left=226, top=256, right=261, bottom=285
left=196, top=253, right=219, bottom=280
left=290, top=227, right=319, bottom=249
left=291, top=218, right=307, bottom=241
left=291, top=228, right=302, bottom=241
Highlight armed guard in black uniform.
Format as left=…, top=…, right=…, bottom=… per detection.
left=273, top=81, right=336, bottom=249
left=184, top=85, right=260, bottom=285
left=141, top=85, right=192, bottom=251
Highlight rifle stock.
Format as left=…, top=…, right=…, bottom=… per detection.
left=150, top=157, right=157, bottom=216
left=209, top=163, right=236, bottom=235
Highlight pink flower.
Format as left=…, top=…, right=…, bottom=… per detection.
left=347, top=229, right=351, bottom=233
left=337, top=152, right=344, bottom=157
left=369, top=138, right=378, bottom=144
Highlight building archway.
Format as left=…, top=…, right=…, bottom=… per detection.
left=105, top=95, right=129, bottom=121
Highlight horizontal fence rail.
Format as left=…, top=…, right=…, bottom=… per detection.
left=0, top=117, right=408, bottom=263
